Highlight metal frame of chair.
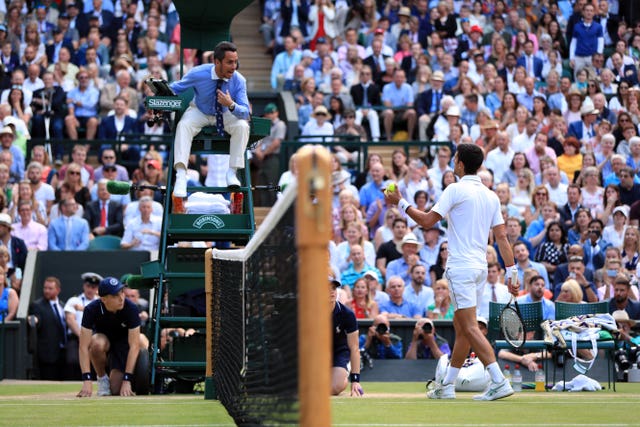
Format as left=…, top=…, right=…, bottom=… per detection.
left=552, top=301, right=616, bottom=391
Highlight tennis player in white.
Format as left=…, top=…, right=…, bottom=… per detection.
left=385, top=144, right=519, bottom=401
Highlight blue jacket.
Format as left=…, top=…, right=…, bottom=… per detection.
left=567, top=120, right=595, bottom=141
left=170, top=64, right=250, bottom=119
left=48, top=216, right=90, bottom=251
left=98, top=115, right=139, bottom=140
left=516, top=55, right=543, bottom=80
left=572, top=20, right=603, bottom=57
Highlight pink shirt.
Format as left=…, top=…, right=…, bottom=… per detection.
left=12, top=220, right=48, bottom=250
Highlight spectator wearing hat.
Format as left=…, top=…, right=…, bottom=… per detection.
left=48, top=198, right=90, bottom=250
left=454, top=24, right=483, bottom=64
left=385, top=232, right=424, bottom=286
left=77, top=276, right=141, bottom=397
left=432, top=99, right=464, bottom=142
left=64, top=271, right=102, bottom=379
left=363, top=270, right=389, bottom=305
left=31, top=71, right=66, bottom=140
left=252, top=103, right=286, bottom=206
left=97, top=95, right=138, bottom=140
left=270, top=35, right=302, bottom=90
left=84, top=179, right=124, bottom=238
left=612, top=309, right=640, bottom=347
left=0, top=212, right=27, bottom=274
left=300, top=105, right=334, bottom=142
left=381, top=68, right=416, bottom=141
left=416, top=70, right=450, bottom=141
left=391, top=6, right=412, bottom=42
left=567, top=99, right=599, bottom=144
left=0, top=125, right=24, bottom=183
left=28, top=276, right=67, bottom=380
left=45, top=27, right=74, bottom=65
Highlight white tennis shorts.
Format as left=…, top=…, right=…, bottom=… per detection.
left=444, top=267, right=488, bottom=311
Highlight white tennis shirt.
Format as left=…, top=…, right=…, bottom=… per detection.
left=432, top=175, right=503, bottom=270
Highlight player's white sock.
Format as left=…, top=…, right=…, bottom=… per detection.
left=443, top=366, right=459, bottom=385
left=487, top=362, right=504, bottom=383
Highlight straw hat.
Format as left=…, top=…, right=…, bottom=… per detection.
left=612, top=310, right=636, bottom=326
left=396, top=232, right=423, bottom=253
left=311, top=105, right=332, bottom=119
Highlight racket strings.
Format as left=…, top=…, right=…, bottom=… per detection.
left=501, top=308, right=525, bottom=345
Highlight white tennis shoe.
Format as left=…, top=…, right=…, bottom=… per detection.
left=173, top=173, right=187, bottom=198
left=97, top=375, right=111, bottom=396
left=473, top=378, right=514, bottom=401
left=427, top=381, right=456, bottom=399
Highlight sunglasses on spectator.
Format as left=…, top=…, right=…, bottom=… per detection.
left=535, top=192, right=548, bottom=196
left=68, top=171, right=81, bottom=175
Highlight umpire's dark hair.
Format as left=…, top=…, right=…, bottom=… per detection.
left=456, top=143, right=484, bottom=175
left=214, top=41, right=238, bottom=62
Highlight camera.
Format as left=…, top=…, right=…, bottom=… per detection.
left=147, top=110, right=166, bottom=127
left=615, top=348, right=630, bottom=371
left=422, top=322, right=433, bottom=334
left=376, top=323, right=388, bottom=335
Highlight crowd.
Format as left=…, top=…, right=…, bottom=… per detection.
left=258, top=0, right=640, bottom=366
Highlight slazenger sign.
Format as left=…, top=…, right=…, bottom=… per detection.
left=193, top=215, right=225, bottom=229
left=147, top=98, right=183, bottom=109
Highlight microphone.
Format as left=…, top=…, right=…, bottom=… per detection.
left=123, top=274, right=156, bottom=289
left=106, top=180, right=166, bottom=195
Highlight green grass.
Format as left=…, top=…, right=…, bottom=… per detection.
left=0, top=381, right=638, bottom=426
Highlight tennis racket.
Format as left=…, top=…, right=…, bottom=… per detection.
left=499, top=269, right=526, bottom=350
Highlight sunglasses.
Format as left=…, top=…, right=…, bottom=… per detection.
left=535, top=192, right=548, bottom=196
left=440, top=247, right=448, bottom=251
left=68, top=171, right=80, bottom=175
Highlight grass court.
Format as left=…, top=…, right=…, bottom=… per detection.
left=0, top=380, right=638, bottom=426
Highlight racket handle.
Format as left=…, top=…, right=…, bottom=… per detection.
left=510, top=268, right=518, bottom=287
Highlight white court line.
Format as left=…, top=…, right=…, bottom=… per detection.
left=332, top=425, right=633, bottom=427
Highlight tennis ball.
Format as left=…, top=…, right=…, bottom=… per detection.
left=387, top=182, right=396, bottom=193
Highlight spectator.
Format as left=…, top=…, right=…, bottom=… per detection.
left=252, top=103, right=286, bottom=207
left=359, top=313, right=403, bottom=359
left=380, top=68, right=416, bottom=141
left=0, top=126, right=24, bottom=183
left=83, top=179, right=124, bottom=238
left=427, top=278, right=454, bottom=320
left=379, top=275, right=422, bottom=319
left=350, top=65, right=381, bottom=141
left=478, top=262, right=511, bottom=319
left=405, top=318, right=451, bottom=359
left=30, top=71, right=66, bottom=140
left=270, top=35, right=301, bottom=90
left=64, top=69, right=100, bottom=140
left=583, top=218, right=612, bottom=271
left=11, top=200, right=47, bottom=250
left=513, top=241, right=550, bottom=290
left=609, top=274, right=640, bottom=319
left=402, top=263, right=434, bottom=316
left=375, top=216, right=407, bottom=278
left=603, top=206, right=629, bottom=249
left=120, top=196, right=161, bottom=251
left=429, top=241, right=449, bottom=285
left=300, top=105, right=334, bottom=142
left=621, top=227, right=640, bottom=273
left=386, top=232, right=423, bottom=286
left=349, top=277, right=380, bottom=319
left=339, top=243, right=381, bottom=288
left=28, top=276, right=67, bottom=380
left=0, top=264, right=17, bottom=321
left=93, top=148, right=129, bottom=182
left=48, top=198, right=90, bottom=251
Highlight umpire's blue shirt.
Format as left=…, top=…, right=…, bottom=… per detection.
left=169, top=64, right=250, bottom=119
left=82, top=299, right=141, bottom=343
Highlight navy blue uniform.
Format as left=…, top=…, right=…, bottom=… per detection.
left=82, top=299, right=140, bottom=371
left=332, top=302, right=358, bottom=368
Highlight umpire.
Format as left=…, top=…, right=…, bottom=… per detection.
left=77, top=277, right=141, bottom=397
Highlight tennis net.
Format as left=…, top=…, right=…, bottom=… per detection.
left=209, top=181, right=299, bottom=426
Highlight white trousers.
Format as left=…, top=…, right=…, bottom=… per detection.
left=174, top=104, right=250, bottom=170
left=355, top=108, right=380, bottom=139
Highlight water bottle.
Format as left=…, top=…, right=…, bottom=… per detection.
left=535, top=364, right=545, bottom=392
left=231, top=192, right=244, bottom=214
left=503, top=364, right=512, bottom=385
left=512, top=364, right=522, bottom=392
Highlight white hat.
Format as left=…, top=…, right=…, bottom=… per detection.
left=396, top=232, right=423, bottom=253
left=446, top=105, right=460, bottom=116
left=580, top=100, right=599, bottom=116
left=0, top=213, right=12, bottom=229
left=613, top=310, right=636, bottom=326
left=331, top=169, right=351, bottom=187
left=363, top=270, right=379, bottom=281
left=613, top=206, right=630, bottom=218
left=477, top=316, right=488, bottom=327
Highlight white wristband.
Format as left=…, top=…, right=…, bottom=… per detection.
left=398, top=199, right=410, bottom=213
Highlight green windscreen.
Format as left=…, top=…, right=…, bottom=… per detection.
left=173, top=0, right=254, bottom=50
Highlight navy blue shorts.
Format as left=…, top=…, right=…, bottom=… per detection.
left=107, top=340, right=130, bottom=373
left=333, top=349, right=350, bottom=369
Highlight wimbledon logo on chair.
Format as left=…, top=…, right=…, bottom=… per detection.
left=193, top=215, right=225, bottom=229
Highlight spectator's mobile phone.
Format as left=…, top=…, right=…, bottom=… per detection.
left=569, top=272, right=576, bottom=279
left=607, top=269, right=618, bottom=278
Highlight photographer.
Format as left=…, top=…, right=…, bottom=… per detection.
left=30, top=72, right=66, bottom=139
left=405, top=318, right=451, bottom=360
left=359, top=314, right=403, bottom=359
left=612, top=310, right=640, bottom=373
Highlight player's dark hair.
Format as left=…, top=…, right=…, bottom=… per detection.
left=456, top=144, right=484, bottom=175
left=214, top=41, right=237, bottom=62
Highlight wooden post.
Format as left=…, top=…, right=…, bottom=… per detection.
left=296, top=145, right=332, bottom=427
left=204, top=248, right=215, bottom=400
